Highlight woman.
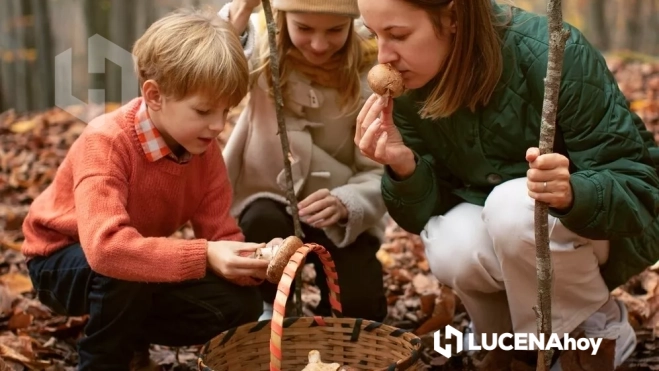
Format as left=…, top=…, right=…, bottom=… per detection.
left=217, top=0, right=388, bottom=322
left=355, top=0, right=659, bottom=368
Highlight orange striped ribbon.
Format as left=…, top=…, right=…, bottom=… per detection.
left=269, top=243, right=342, bottom=371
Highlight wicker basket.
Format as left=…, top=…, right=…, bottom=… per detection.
left=198, top=242, right=423, bottom=371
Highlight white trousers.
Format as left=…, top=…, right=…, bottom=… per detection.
left=421, top=177, right=611, bottom=338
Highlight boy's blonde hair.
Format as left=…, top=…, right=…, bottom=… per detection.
left=132, top=8, right=249, bottom=107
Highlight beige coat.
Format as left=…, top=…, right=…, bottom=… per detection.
left=218, top=4, right=386, bottom=247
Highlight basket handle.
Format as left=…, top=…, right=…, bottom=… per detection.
left=269, top=242, right=342, bottom=371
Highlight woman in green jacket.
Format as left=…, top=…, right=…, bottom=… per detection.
left=355, top=0, right=659, bottom=368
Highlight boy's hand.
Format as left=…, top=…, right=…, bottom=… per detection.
left=207, top=241, right=269, bottom=280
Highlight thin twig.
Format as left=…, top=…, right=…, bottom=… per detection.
left=261, top=0, right=304, bottom=317
left=535, top=0, right=570, bottom=369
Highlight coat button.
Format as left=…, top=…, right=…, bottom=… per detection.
left=486, top=173, right=503, bottom=185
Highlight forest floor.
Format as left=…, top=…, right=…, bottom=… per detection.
left=0, top=55, right=658, bottom=370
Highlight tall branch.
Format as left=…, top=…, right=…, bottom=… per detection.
left=535, top=0, right=570, bottom=370
left=261, top=0, right=305, bottom=317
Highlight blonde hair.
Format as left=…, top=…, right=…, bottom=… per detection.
left=132, top=7, right=249, bottom=107
left=252, top=10, right=375, bottom=116
left=404, top=0, right=511, bottom=119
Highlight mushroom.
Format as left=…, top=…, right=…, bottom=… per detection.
left=300, top=350, right=358, bottom=371
left=367, top=63, right=404, bottom=106
left=250, top=235, right=304, bottom=283
left=301, top=350, right=341, bottom=371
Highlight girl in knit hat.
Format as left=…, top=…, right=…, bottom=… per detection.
left=217, top=0, right=388, bottom=322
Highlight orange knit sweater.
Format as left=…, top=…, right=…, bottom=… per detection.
left=21, top=98, right=244, bottom=283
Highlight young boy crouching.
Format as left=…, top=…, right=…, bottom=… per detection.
left=21, top=8, right=271, bottom=370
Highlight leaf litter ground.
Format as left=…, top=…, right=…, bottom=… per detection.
left=1, top=56, right=659, bottom=370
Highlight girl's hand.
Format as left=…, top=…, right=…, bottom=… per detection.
left=526, top=147, right=574, bottom=211
left=207, top=241, right=269, bottom=280
left=298, top=189, right=348, bottom=228
left=228, top=0, right=260, bottom=35
left=355, top=94, right=416, bottom=178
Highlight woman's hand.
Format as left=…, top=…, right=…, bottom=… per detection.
left=207, top=240, right=269, bottom=280
left=526, top=147, right=573, bottom=211
left=355, top=94, right=416, bottom=178
left=298, top=189, right=348, bottom=228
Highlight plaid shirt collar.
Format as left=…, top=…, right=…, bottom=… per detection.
left=134, top=100, right=192, bottom=163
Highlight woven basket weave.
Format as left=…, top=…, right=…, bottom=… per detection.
left=198, top=242, right=423, bottom=370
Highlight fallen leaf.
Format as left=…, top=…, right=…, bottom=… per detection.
left=376, top=249, right=395, bottom=269
left=0, top=343, right=50, bottom=369
left=8, top=311, right=33, bottom=330
left=556, top=334, right=616, bottom=371
left=411, top=273, right=434, bottom=294
left=0, top=273, right=33, bottom=296
left=9, top=119, right=39, bottom=134
left=0, top=333, right=35, bottom=359
left=414, top=286, right=455, bottom=335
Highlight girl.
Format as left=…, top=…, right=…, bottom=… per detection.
left=355, top=0, right=659, bottom=369
left=217, top=0, right=388, bottom=322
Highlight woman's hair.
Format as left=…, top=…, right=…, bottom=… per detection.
left=252, top=10, right=374, bottom=116
left=404, top=0, right=511, bottom=119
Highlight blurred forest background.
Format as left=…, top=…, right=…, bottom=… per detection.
left=0, top=0, right=658, bottom=114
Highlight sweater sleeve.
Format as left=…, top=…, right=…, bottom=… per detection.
left=218, top=2, right=257, bottom=61
left=380, top=95, right=463, bottom=235
left=547, top=42, right=659, bottom=239
left=324, top=148, right=387, bottom=247
left=191, top=142, right=244, bottom=242
left=73, top=134, right=208, bottom=283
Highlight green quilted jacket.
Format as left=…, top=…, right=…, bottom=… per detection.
left=382, top=3, right=659, bottom=290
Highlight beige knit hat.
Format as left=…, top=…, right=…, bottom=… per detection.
left=272, top=0, right=360, bottom=18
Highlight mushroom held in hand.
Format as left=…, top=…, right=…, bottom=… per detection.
left=367, top=63, right=404, bottom=105
left=251, top=235, right=303, bottom=283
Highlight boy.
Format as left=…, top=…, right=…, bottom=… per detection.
left=21, top=8, right=268, bottom=370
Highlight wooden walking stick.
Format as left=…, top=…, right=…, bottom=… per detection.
left=535, top=0, right=570, bottom=369
left=260, top=0, right=305, bottom=316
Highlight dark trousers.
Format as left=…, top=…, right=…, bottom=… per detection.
left=238, top=198, right=387, bottom=322
left=26, top=243, right=262, bottom=371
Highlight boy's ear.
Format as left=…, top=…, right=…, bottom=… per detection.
left=142, top=80, right=163, bottom=110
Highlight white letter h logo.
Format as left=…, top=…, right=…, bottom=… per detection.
left=434, top=325, right=463, bottom=358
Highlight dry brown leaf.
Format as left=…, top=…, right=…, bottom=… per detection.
left=414, top=286, right=455, bottom=335
left=556, top=336, right=616, bottom=371
left=0, top=343, right=50, bottom=370
left=417, top=259, right=430, bottom=272
left=0, top=333, right=35, bottom=360
left=0, top=272, right=33, bottom=295
left=474, top=348, right=515, bottom=371
left=8, top=311, right=34, bottom=330
left=0, top=283, right=19, bottom=311
left=9, top=119, right=39, bottom=134
left=411, top=273, right=434, bottom=294
left=375, top=249, right=395, bottom=269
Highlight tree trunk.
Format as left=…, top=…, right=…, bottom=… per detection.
left=588, top=0, right=609, bottom=51
left=30, top=0, right=54, bottom=111
left=0, top=0, right=53, bottom=113
left=108, top=0, right=137, bottom=104
left=83, top=0, right=110, bottom=106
